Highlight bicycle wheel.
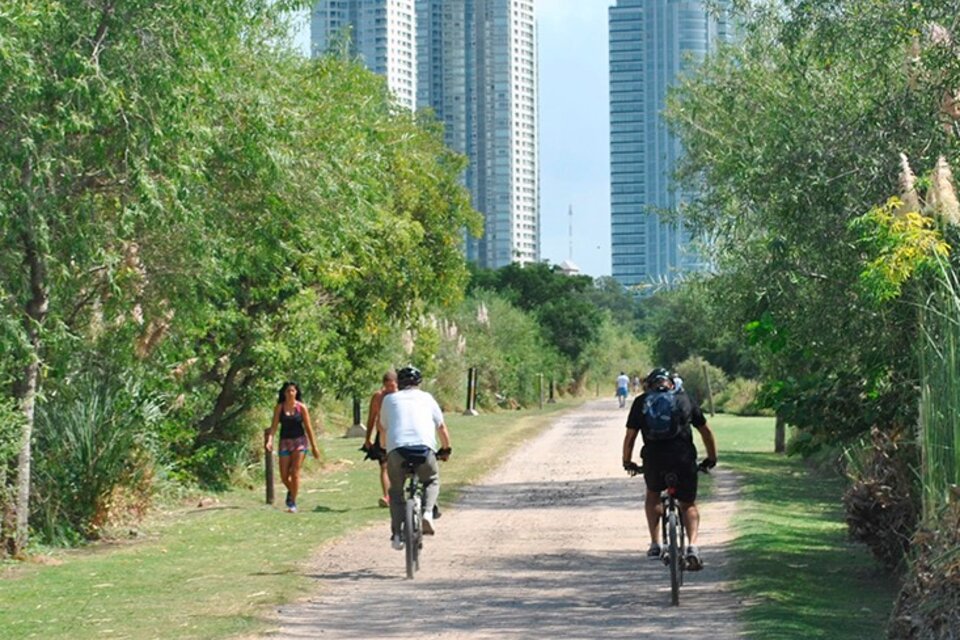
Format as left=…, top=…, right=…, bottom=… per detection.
left=404, top=498, right=417, bottom=579
left=667, top=510, right=680, bottom=606
left=412, top=496, right=422, bottom=571
left=678, top=517, right=686, bottom=586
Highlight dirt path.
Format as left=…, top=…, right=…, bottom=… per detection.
left=258, top=399, right=744, bottom=639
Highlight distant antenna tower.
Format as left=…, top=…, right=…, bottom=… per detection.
left=568, top=204, right=574, bottom=260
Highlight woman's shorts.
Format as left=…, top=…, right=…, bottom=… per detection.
left=279, top=435, right=309, bottom=456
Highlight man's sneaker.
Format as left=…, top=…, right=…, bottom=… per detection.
left=391, top=534, right=404, bottom=550
left=647, top=542, right=662, bottom=559
left=686, top=545, right=703, bottom=571
left=421, top=512, right=435, bottom=535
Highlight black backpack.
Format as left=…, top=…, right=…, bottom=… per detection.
left=641, top=390, right=682, bottom=441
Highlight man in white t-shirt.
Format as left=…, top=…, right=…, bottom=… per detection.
left=616, top=371, right=631, bottom=408
left=377, top=366, right=452, bottom=550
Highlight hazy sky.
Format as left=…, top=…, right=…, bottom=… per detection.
left=293, top=0, right=614, bottom=278
left=536, top=0, right=614, bottom=278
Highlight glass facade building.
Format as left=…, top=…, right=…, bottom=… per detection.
left=608, top=0, right=733, bottom=289
left=315, top=0, right=539, bottom=270
left=312, top=0, right=418, bottom=111
left=416, top=0, right=539, bottom=268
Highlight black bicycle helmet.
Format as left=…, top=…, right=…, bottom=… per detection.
left=644, top=367, right=671, bottom=388
left=396, top=365, right=423, bottom=389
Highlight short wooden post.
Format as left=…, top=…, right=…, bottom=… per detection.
left=463, top=367, right=479, bottom=416
left=263, top=429, right=274, bottom=505
left=538, top=373, right=544, bottom=409
left=548, top=378, right=557, bottom=403
left=701, top=362, right=715, bottom=416
left=344, top=396, right=366, bottom=437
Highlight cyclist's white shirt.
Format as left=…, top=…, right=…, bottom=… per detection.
left=380, top=388, right=445, bottom=453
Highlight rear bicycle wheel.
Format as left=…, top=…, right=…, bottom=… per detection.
left=667, top=510, right=680, bottom=606
left=412, top=496, right=422, bottom=571
left=404, top=498, right=417, bottom=579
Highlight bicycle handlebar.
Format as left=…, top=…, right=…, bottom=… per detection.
left=624, top=460, right=715, bottom=477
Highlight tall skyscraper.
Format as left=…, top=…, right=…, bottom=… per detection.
left=314, top=0, right=539, bottom=270
left=311, top=0, right=417, bottom=111
left=608, top=0, right=733, bottom=289
left=417, top=0, right=539, bottom=268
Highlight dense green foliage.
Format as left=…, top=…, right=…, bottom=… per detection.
left=0, top=0, right=480, bottom=549
left=666, top=1, right=960, bottom=633
left=0, top=1, right=653, bottom=550
left=667, top=0, right=960, bottom=448
left=469, top=263, right=602, bottom=364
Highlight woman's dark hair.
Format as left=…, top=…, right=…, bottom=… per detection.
left=278, top=381, right=302, bottom=404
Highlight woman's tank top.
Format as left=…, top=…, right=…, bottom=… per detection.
left=278, top=403, right=305, bottom=439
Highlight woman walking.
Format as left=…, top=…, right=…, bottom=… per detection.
left=265, top=381, right=321, bottom=513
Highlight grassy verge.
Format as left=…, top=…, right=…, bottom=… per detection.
left=0, top=400, right=578, bottom=640
left=711, top=414, right=899, bottom=639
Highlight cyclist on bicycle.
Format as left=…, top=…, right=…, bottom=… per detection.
left=377, top=365, right=452, bottom=551
left=622, top=367, right=717, bottom=570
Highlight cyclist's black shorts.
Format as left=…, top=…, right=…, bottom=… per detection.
left=642, top=455, right=698, bottom=504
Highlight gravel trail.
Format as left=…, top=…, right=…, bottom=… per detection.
left=257, top=399, right=744, bottom=639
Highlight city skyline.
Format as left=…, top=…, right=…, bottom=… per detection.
left=295, top=0, right=613, bottom=277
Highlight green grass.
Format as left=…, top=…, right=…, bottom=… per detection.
left=711, top=414, right=899, bottom=639
left=0, top=400, right=577, bottom=640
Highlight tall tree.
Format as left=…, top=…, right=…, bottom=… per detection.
left=665, top=0, right=960, bottom=447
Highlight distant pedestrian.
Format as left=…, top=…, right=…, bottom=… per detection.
left=265, top=381, right=321, bottom=513
left=361, top=370, right=398, bottom=507
left=616, top=371, right=630, bottom=408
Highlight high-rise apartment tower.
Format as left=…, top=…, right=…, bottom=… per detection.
left=314, top=0, right=539, bottom=269
left=311, top=0, right=418, bottom=111
left=608, top=0, right=733, bottom=289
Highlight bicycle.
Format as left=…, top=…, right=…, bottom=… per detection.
left=400, top=456, right=425, bottom=579
left=626, top=461, right=709, bottom=606
left=398, top=447, right=450, bottom=580
left=660, top=470, right=686, bottom=606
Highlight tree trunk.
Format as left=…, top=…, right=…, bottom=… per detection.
left=6, top=185, right=48, bottom=556
left=775, top=413, right=786, bottom=454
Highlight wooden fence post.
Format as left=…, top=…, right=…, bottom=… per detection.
left=263, top=429, right=274, bottom=505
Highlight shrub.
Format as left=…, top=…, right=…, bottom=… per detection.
left=672, top=356, right=727, bottom=410
left=841, top=426, right=918, bottom=570
left=715, top=377, right=765, bottom=415
left=31, top=375, right=159, bottom=543
left=888, top=501, right=960, bottom=639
